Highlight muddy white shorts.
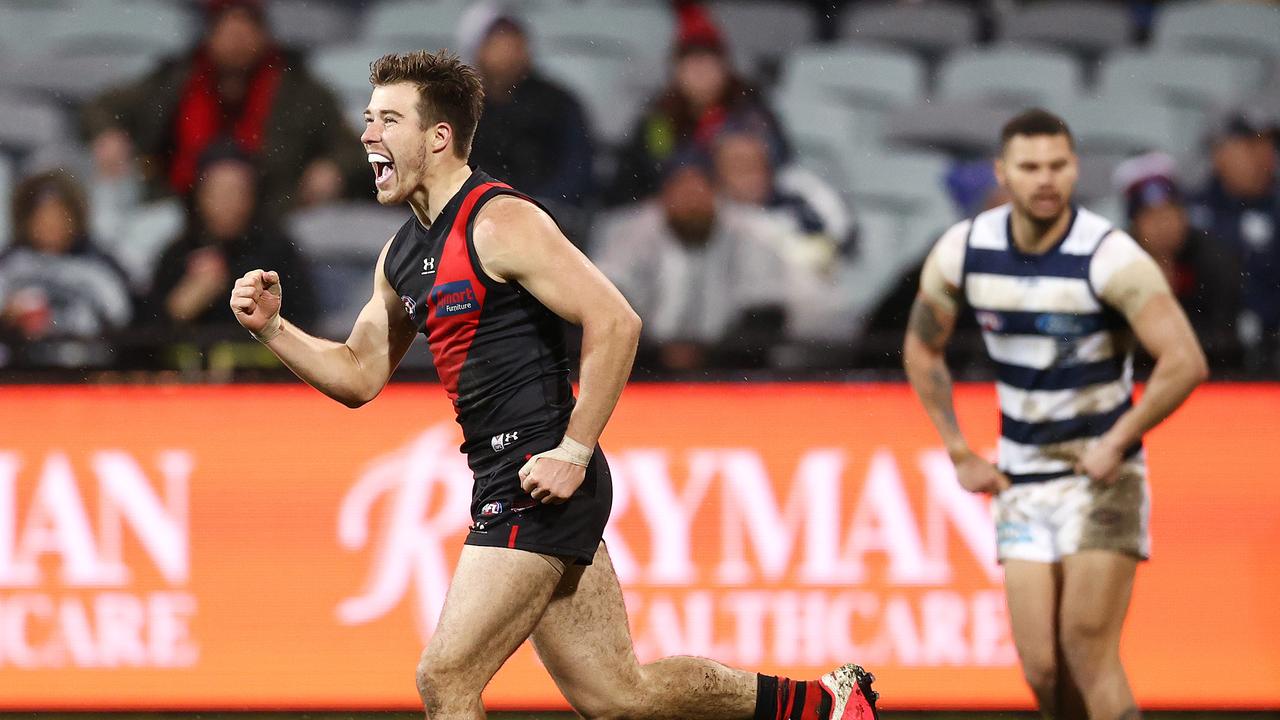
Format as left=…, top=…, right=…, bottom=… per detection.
left=994, top=463, right=1150, bottom=563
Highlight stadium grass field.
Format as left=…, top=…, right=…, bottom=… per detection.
left=5, top=707, right=1274, bottom=712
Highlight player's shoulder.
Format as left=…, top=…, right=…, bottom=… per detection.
left=473, top=192, right=550, bottom=231
left=1088, top=225, right=1159, bottom=294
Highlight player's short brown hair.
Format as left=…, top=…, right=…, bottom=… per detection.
left=1000, top=108, right=1075, bottom=153
left=369, top=50, right=485, bottom=159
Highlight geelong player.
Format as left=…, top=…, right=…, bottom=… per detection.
left=904, top=109, right=1207, bottom=720
left=230, top=50, right=878, bottom=720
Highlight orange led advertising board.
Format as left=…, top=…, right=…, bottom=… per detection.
left=0, top=383, right=1276, bottom=710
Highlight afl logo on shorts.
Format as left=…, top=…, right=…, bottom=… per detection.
left=401, top=294, right=417, bottom=318
left=976, top=311, right=1003, bottom=332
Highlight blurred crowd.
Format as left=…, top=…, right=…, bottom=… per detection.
left=0, top=0, right=1277, bottom=379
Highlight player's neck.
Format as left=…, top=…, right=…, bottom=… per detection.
left=1009, top=205, right=1073, bottom=255
left=408, top=162, right=474, bottom=228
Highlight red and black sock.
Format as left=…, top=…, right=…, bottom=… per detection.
left=754, top=674, right=833, bottom=720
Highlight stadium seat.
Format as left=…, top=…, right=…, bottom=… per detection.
left=288, top=201, right=406, bottom=263
left=0, top=93, right=69, bottom=156
left=1100, top=50, right=1266, bottom=110
left=1099, top=50, right=1266, bottom=153
left=361, top=0, right=472, bottom=48
left=1060, top=95, right=1180, bottom=156
left=536, top=51, right=644, bottom=145
left=110, top=199, right=185, bottom=292
left=1074, top=153, right=1121, bottom=203
left=843, top=150, right=954, bottom=302
left=707, top=0, right=818, bottom=77
left=288, top=202, right=406, bottom=340
left=882, top=100, right=1009, bottom=156
left=846, top=203, right=952, bottom=321
left=777, top=44, right=927, bottom=112
left=838, top=1, right=978, bottom=58
left=523, top=3, right=674, bottom=87
left=311, top=40, right=431, bottom=131
left=1, top=50, right=158, bottom=104
left=1153, top=1, right=1280, bottom=61
left=39, top=0, right=194, bottom=56
left=846, top=150, right=952, bottom=214
left=267, top=0, right=356, bottom=51
left=0, top=154, right=12, bottom=250
left=774, top=96, right=880, bottom=191
left=998, top=0, right=1134, bottom=61
left=938, top=46, right=1083, bottom=109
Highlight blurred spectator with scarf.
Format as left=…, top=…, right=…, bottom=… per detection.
left=82, top=0, right=366, bottom=221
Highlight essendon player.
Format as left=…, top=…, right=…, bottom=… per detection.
left=230, top=50, right=878, bottom=720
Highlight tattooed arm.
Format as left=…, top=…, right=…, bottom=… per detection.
left=903, top=227, right=1010, bottom=494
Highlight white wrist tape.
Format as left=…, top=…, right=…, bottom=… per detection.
left=519, top=436, right=593, bottom=477
left=251, top=314, right=283, bottom=344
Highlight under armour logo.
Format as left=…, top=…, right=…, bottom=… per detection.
left=421, top=257, right=436, bottom=275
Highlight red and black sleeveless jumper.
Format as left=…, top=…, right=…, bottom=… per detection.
left=383, top=169, right=611, bottom=564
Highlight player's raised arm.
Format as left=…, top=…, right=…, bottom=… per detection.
left=473, top=196, right=641, bottom=451
left=1077, top=233, right=1209, bottom=482
left=903, top=222, right=1010, bottom=494
left=229, top=238, right=418, bottom=407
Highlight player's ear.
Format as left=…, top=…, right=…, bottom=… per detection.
left=993, top=157, right=1008, bottom=190
left=430, top=122, right=453, bottom=155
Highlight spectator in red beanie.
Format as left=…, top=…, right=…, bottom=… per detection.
left=605, top=2, right=789, bottom=206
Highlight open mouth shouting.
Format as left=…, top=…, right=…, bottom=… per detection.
left=369, top=152, right=395, bottom=189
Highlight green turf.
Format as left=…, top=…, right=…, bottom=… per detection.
left=5, top=707, right=1274, bottom=712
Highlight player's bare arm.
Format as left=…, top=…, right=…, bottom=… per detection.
left=472, top=196, right=641, bottom=504
left=1077, top=244, right=1209, bottom=483
left=904, top=238, right=1011, bottom=495
left=229, top=239, right=418, bottom=408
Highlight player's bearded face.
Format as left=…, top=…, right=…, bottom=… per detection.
left=997, top=134, right=1078, bottom=223
left=362, top=83, right=430, bottom=204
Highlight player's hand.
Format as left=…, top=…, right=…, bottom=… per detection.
left=519, top=456, right=586, bottom=504
left=953, top=450, right=1012, bottom=494
left=230, top=269, right=284, bottom=341
left=1076, top=437, right=1125, bottom=484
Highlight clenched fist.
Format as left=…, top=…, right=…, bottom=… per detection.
left=230, top=269, right=284, bottom=342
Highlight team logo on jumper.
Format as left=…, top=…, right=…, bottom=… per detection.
left=401, top=295, right=417, bottom=318
left=430, top=280, right=480, bottom=316
left=975, top=311, right=1003, bottom=332
left=490, top=430, right=520, bottom=452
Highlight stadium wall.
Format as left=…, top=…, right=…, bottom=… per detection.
left=0, top=383, right=1276, bottom=711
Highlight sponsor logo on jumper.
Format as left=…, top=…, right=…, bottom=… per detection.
left=490, top=430, right=519, bottom=453
left=1036, top=313, right=1089, bottom=336
left=430, top=280, right=479, bottom=317
left=421, top=257, right=436, bottom=275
